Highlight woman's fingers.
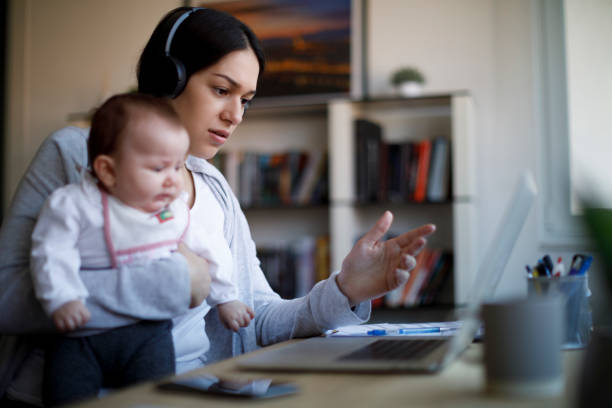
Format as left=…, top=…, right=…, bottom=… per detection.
left=393, top=224, right=436, bottom=250
left=402, top=254, right=417, bottom=271
left=406, top=237, right=427, bottom=255
left=360, top=211, right=393, bottom=245
left=393, top=269, right=411, bottom=287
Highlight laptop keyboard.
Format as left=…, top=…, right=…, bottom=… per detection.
left=338, top=339, right=446, bottom=361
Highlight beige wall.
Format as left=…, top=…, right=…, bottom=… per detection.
left=565, top=0, right=612, bottom=211
left=367, top=0, right=538, bottom=298
left=4, top=0, right=180, bottom=204
left=3, top=0, right=545, bottom=298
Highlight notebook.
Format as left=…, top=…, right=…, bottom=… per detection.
left=238, top=171, right=537, bottom=373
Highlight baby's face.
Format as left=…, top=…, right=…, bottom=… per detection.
left=110, top=116, right=189, bottom=213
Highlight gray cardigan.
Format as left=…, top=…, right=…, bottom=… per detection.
left=0, top=127, right=369, bottom=397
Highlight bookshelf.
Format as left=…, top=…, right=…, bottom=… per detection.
left=219, top=93, right=476, bottom=307
left=329, top=94, right=476, bottom=307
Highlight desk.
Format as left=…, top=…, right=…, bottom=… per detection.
left=71, top=342, right=584, bottom=408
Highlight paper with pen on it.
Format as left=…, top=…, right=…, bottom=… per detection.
left=324, top=321, right=463, bottom=337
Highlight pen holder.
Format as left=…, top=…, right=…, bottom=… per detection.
left=527, top=275, right=592, bottom=349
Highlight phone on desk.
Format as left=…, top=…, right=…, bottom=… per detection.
left=157, top=374, right=298, bottom=400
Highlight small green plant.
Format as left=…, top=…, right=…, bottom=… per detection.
left=390, top=66, right=425, bottom=86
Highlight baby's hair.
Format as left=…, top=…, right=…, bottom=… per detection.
left=88, top=93, right=183, bottom=177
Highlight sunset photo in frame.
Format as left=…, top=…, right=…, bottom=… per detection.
left=196, top=0, right=363, bottom=105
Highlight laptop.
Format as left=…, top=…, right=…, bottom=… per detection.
left=238, top=171, right=537, bottom=373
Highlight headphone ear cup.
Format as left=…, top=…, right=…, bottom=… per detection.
left=169, top=55, right=187, bottom=98
left=156, top=55, right=186, bottom=98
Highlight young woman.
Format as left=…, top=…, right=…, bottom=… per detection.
left=0, top=7, right=435, bottom=406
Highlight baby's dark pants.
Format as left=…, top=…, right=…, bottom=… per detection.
left=43, top=320, right=174, bottom=407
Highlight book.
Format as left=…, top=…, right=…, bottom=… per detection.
left=295, top=151, right=326, bottom=205
left=315, top=235, right=330, bottom=282
left=385, top=143, right=404, bottom=202
left=405, top=142, right=419, bottom=200
left=422, top=252, right=453, bottom=305
left=414, top=249, right=443, bottom=304
left=355, top=119, right=383, bottom=203
left=412, top=140, right=432, bottom=202
left=291, top=236, right=316, bottom=298
left=377, top=142, right=389, bottom=202
left=238, top=152, right=258, bottom=207
left=426, top=137, right=451, bottom=202
left=404, top=250, right=437, bottom=305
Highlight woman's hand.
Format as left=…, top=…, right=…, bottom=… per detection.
left=177, top=243, right=211, bottom=308
left=336, top=211, right=436, bottom=306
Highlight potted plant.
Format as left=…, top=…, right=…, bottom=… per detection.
left=390, top=66, right=425, bottom=97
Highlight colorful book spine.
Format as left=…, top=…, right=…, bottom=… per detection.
left=413, top=140, right=432, bottom=202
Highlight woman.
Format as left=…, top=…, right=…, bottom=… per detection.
left=0, top=7, right=434, bottom=405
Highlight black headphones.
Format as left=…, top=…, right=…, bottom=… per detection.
left=159, top=7, right=205, bottom=98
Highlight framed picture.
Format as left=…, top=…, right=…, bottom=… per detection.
left=196, top=0, right=364, bottom=106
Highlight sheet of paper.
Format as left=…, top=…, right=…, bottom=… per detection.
left=324, top=321, right=463, bottom=337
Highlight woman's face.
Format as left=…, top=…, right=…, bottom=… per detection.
left=170, top=48, right=259, bottom=159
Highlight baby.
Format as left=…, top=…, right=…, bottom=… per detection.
left=30, top=93, right=252, bottom=406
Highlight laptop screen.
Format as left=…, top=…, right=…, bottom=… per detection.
left=443, top=171, right=537, bottom=364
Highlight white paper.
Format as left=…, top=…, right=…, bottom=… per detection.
left=325, top=321, right=462, bottom=337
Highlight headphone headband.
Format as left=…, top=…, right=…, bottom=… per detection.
left=164, top=7, right=205, bottom=56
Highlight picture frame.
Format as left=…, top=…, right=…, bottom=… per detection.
left=195, top=0, right=364, bottom=106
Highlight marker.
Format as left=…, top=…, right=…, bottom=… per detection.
left=552, top=257, right=564, bottom=277
left=543, top=255, right=555, bottom=275
left=535, top=260, right=548, bottom=277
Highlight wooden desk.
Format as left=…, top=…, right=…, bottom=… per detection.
left=71, top=342, right=585, bottom=408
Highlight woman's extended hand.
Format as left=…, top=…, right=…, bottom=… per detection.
left=177, top=243, right=211, bottom=308
left=336, top=211, right=436, bottom=306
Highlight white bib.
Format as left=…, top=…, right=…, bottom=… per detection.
left=101, top=190, right=189, bottom=267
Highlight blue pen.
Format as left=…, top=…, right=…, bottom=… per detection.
left=398, top=327, right=442, bottom=335
left=366, top=327, right=446, bottom=336
left=579, top=255, right=593, bottom=274
left=569, top=254, right=592, bottom=275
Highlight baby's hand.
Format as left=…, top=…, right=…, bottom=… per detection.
left=217, top=300, right=255, bottom=332
left=52, top=299, right=91, bottom=332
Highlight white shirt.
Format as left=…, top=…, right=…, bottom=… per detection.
left=30, top=169, right=238, bottom=373
left=172, top=166, right=236, bottom=372
left=30, top=174, right=189, bottom=316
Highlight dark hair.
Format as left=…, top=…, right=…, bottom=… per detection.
left=137, top=7, right=265, bottom=97
left=88, top=93, right=183, bottom=177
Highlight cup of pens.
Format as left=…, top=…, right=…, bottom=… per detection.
left=526, top=254, right=593, bottom=349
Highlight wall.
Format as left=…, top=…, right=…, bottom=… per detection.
left=3, top=0, right=180, bottom=206
left=3, top=0, right=558, bottom=298
left=564, top=0, right=612, bottom=211
left=367, top=0, right=539, bottom=298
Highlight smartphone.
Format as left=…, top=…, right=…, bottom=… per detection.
left=157, top=374, right=298, bottom=400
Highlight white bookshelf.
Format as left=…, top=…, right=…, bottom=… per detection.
left=222, top=103, right=330, bottom=248
left=329, top=94, right=476, bottom=305
left=223, top=93, right=476, bottom=305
